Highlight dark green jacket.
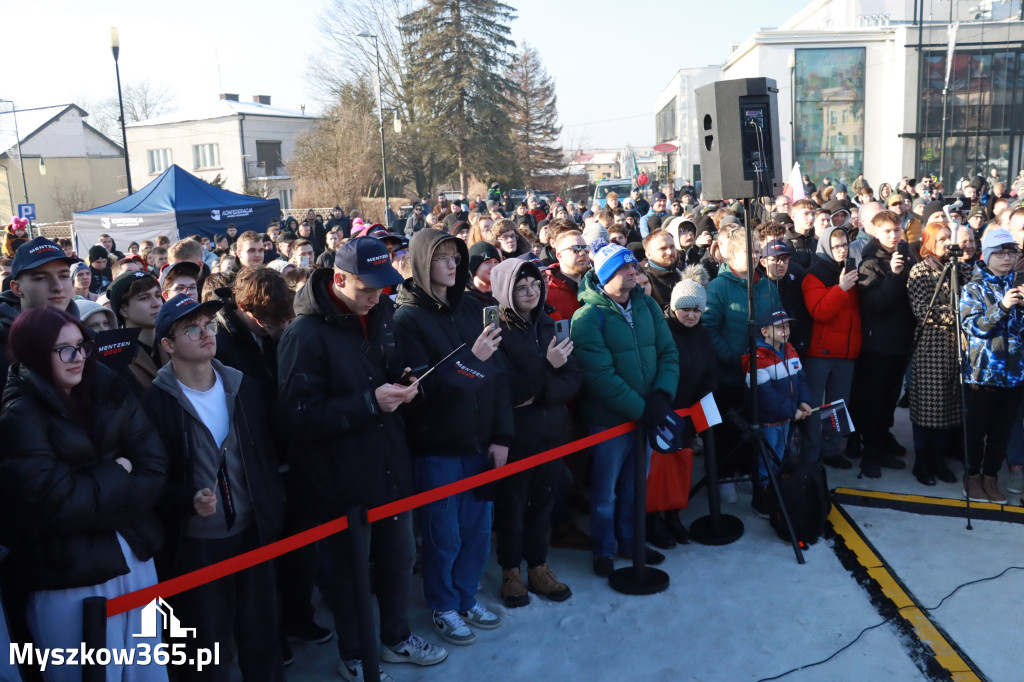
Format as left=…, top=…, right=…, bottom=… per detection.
left=703, top=263, right=782, bottom=388
left=569, top=270, right=679, bottom=426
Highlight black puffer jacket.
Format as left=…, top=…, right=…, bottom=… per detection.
left=394, top=229, right=513, bottom=456
left=275, top=268, right=412, bottom=520
left=785, top=228, right=818, bottom=269
left=215, top=300, right=279, bottom=408
left=666, top=315, right=718, bottom=409
left=0, top=363, right=166, bottom=590
left=490, top=259, right=582, bottom=455
left=857, top=238, right=915, bottom=355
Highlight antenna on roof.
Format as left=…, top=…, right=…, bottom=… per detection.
left=215, top=48, right=223, bottom=91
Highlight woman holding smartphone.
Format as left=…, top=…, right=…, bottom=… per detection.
left=0, top=308, right=168, bottom=681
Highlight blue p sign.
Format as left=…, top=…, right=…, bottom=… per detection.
left=17, top=203, right=35, bottom=220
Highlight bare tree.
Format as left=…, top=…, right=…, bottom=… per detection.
left=87, top=80, right=176, bottom=140
left=289, top=80, right=380, bottom=209
left=51, top=183, right=90, bottom=221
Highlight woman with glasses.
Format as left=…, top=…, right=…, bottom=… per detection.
left=0, top=307, right=168, bottom=682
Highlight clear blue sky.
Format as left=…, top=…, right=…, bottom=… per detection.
left=5, top=0, right=809, bottom=149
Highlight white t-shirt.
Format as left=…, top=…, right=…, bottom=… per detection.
left=178, top=371, right=229, bottom=448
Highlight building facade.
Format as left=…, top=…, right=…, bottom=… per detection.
left=654, top=66, right=722, bottom=187
left=125, top=95, right=316, bottom=210
left=0, top=104, right=124, bottom=223
left=658, top=0, right=1024, bottom=191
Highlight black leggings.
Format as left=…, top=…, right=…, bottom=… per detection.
left=964, top=385, right=1024, bottom=476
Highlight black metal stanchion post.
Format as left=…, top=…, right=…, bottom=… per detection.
left=82, top=596, right=106, bottom=682
left=609, top=425, right=670, bottom=595
left=689, top=426, right=744, bottom=545
left=346, top=507, right=380, bottom=682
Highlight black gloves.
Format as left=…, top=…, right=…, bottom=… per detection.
left=641, top=390, right=671, bottom=433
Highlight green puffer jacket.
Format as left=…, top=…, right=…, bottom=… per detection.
left=569, top=270, right=679, bottom=426
left=703, top=263, right=782, bottom=388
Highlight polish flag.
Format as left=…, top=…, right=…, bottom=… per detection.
left=687, top=393, right=722, bottom=433
left=782, top=162, right=805, bottom=202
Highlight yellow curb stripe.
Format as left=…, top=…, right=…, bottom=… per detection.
left=827, top=504, right=984, bottom=681
left=834, top=487, right=1024, bottom=515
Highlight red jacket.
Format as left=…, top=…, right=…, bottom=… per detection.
left=546, top=268, right=582, bottom=321
left=801, top=271, right=861, bottom=359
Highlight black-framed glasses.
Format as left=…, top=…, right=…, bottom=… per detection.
left=170, top=321, right=219, bottom=341
left=53, top=340, right=94, bottom=363
left=169, top=282, right=199, bottom=295
left=559, top=244, right=590, bottom=255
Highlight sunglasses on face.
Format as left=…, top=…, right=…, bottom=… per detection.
left=559, top=244, right=590, bottom=255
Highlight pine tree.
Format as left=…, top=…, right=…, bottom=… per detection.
left=504, top=45, right=563, bottom=186
left=401, top=0, right=519, bottom=193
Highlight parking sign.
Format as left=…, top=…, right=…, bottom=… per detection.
left=17, top=203, right=35, bottom=220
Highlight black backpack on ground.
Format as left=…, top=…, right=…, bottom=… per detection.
left=769, top=459, right=830, bottom=545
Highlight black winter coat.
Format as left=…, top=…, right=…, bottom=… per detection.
left=643, top=263, right=681, bottom=310
left=394, top=229, right=514, bottom=456
left=0, top=364, right=166, bottom=590
left=141, top=363, right=284, bottom=567
left=769, top=261, right=811, bottom=355
left=495, top=293, right=582, bottom=457
left=666, top=316, right=718, bottom=409
left=857, top=239, right=915, bottom=355
left=215, top=301, right=279, bottom=407
left=276, top=269, right=413, bottom=520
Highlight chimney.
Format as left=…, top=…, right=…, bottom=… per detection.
left=219, top=93, right=240, bottom=102
left=252, top=95, right=272, bottom=106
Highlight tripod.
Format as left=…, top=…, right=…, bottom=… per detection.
left=914, top=239, right=975, bottom=529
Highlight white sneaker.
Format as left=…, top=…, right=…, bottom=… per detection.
left=719, top=482, right=738, bottom=504
left=380, top=634, right=448, bottom=666
left=337, top=660, right=394, bottom=682
left=458, top=602, right=502, bottom=630
left=1007, top=466, right=1024, bottom=494
left=431, top=610, right=476, bottom=645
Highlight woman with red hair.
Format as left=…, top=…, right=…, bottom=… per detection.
left=906, top=221, right=969, bottom=485
left=0, top=308, right=168, bottom=681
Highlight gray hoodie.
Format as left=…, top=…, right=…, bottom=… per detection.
left=151, top=359, right=253, bottom=538
left=490, top=258, right=546, bottom=328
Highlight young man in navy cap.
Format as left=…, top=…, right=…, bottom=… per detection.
left=0, top=236, right=79, bottom=380
left=107, top=270, right=165, bottom=391
left=278, top=237, right=447, bottom=680
left=143, top=294, right=286, bottom=681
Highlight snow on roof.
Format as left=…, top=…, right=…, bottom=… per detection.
left=127, top=99, right=314, bottom=128
left=0, top=104, right=79, bottom=156
left=585, top=152, right=620, bottom=165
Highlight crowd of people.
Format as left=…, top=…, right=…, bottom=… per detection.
left=1, top=166, right=1023, bottom=681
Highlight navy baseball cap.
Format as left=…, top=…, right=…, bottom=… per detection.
left=155, top=294, right=223, bottom=342
left=652, top=192, right=667, bottom=201
left=761, top=240, right=793, bottom=258
left=758, top=308, right=794, bottom=329
left=334, top=237, right=404, bottom=288
left=365, top=225, right=405, bottom=245
left=11, top=237, right=76, bottom=279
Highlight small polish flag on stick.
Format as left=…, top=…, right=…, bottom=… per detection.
left=688, top=393, right=722, bottom=433
left=782, top=162, right=805, bottom=202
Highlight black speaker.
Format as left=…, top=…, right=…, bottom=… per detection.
left=695, top=78, right=783, bottom=201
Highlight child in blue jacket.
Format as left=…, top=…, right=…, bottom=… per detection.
left=742, top=308, right=814, bottom=517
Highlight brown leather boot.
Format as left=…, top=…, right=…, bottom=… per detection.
left=501, top=567, right=529, bottom=608
left=981, top=475, right=1007, bottom=504
left=527, top=562, right=572, bottom=602
left=963, top=474, right=987, bottom=502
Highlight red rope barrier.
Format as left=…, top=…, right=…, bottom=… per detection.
left=106, top=419, right=642, bottom=618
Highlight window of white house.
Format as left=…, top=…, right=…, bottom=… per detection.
left=278, top=188, right=294, bottom=209
left=192, top=143, right=220, bottom=170
left=147, top=148, right=172, bottom=174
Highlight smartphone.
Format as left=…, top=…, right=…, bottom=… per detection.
left=483, top=305, right=499, bottom=329
left=844, top=257, right=856, bottom=273
left=554, top=319, right=570, bottom=344
left=400, top=364, right=428, bottom=383
left=300, top=255, right=310, bottom=268
left=1013, top=271, right=1024, bottom=289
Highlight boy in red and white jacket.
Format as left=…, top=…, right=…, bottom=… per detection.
left=742, top=308, right=813, bottom=518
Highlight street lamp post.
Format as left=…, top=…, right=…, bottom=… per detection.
left=357, top=31, right=389, bottom=228
left=111, top=28, right=133, bottom=195
left=0, top=99, right=29, bottom=205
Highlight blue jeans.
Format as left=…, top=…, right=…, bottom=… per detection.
left=758, top=422, right=790, bottom=486
left=589, top=427, right=650, bottom=559
left=413, top=454, right=492, bottom=613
